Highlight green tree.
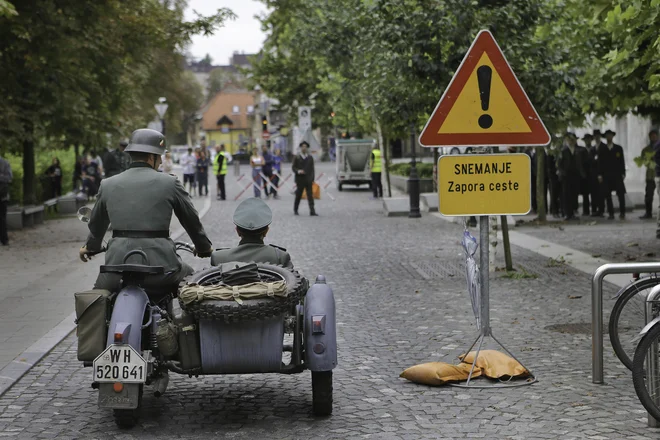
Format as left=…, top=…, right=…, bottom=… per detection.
left=0, top=1, right=233, bottom=204
left=577, top=0, right=660, bottom=118
left=207, top=68, right=245, bottom=98
left=0, top=0, right=15, bottom=17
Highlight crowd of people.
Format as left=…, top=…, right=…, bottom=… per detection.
left=525, top=129, right=660, bottom=222
left=179, top=144, right=231, bottom=200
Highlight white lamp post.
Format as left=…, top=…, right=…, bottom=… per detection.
left=154, top=97, right=169, bottom=136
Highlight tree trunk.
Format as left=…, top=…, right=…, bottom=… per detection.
left=74, top=143, right=80, bottom=160
left=501, top=215, right=513, bottom=271
left=536, top=149, right=546, bottom=222
left=22, top=138, right=36, bottom=206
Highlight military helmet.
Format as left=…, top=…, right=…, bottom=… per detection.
left=125, top=129, right=166, bottom=155
left=233, top=198, right=272, bottom=231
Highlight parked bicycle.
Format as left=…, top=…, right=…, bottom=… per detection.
left=631, top=286, right=660, bottom=422
left=609, top=273, right=660, bottom=369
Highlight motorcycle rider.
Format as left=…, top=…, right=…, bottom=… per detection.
left=211, top=198, right=292, bottom=268
left=80, top=128, right=213, bottom=291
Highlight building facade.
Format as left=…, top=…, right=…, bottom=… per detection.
left=201, top=90, right=256, bottom=154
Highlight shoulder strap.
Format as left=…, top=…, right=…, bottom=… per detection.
left=268, top=244, right=288, bottom=265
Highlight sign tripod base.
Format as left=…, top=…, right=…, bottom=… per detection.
left=449, top=215, right=537, bottom=388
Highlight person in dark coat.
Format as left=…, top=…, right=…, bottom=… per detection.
left=261, top=145, right=274, bottom=198
left=557, top=133, right=584, bottom=220
left=45, top=157, right=63, bottom=198
left=103, top=141, right=131, bottom=178
left=547, top=145, right=562, bottom=218
left=590, top=130, right=606, bottom=216
left=196, top=150, right=210, bottom=196
left=0, top=154, right=12, bottom=246
left=292, top=141, right=317, bottom=216
left=577, top=136, right=591, bottom=216
left=597, top=129, right=627, bottom=219
left=528, top=147, right=547, bottom=214
left=635, top=130, right=658, bottom=219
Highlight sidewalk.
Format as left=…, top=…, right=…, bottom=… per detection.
left=0, top=166, right=211, bottom=391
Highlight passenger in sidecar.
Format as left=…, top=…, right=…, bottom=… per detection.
left=211, top=198, right=292, bottom=268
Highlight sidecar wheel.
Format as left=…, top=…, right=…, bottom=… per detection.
left=312, top=371, right=333, bottom=416
left=113, top=385, right=143, bottom=428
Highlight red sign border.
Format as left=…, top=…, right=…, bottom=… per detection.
left=419, top=30, right=550, bottom=147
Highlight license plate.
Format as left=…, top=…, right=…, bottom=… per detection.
left=93, top=345, right=146, bottom=383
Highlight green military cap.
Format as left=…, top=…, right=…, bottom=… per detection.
left=233, top=198, right=272, bottom=230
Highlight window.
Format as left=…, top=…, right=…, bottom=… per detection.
left=247, top=105, right=254, bottom=114
left=232, top=105, right=239, bottom=114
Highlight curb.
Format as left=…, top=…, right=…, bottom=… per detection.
left=0, top=195, right=213, bottom=397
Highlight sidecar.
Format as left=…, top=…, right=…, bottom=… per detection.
left=172, top=263, right=337, bottom=416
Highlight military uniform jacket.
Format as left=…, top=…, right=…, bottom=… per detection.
left=85, top=162, right=212, bottom=273
left=211, top=236, right=292, bottom=269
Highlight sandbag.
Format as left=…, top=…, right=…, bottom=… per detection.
left=75, top=289, right=111, bottom=361
left=400, top=361, right=482, bottom=386
left=301, top=182, right=321, bottom=200
left=459, top=349, right=529, bottom=379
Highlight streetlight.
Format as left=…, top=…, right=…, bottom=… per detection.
left=155, top=97, right=168, bottom=137
left=408, top=122, right=421, bottom=218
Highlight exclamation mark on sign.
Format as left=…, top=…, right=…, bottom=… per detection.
left=477, top=65, right=493, bottom=129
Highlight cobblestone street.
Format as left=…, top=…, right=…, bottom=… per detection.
left=0, top=164, right=656, bottom=439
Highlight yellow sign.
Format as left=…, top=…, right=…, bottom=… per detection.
left=419, top=30, right=550, bottom=147
left=438, top=154, right=531, bottom=216
left=438, top=53, right=530, bottom=134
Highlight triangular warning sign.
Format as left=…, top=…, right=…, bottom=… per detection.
left=419, top=30, right=550, bottom=147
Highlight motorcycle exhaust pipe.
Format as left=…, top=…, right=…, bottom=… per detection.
left=153, top=373, right=169, bottom=398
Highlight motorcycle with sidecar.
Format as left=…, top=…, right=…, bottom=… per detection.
left=75, top=212, right=337, bottom=428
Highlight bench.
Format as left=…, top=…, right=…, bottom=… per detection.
left=7, top=206, right=23, bottom=230
left=43, top=198, right=58, bottom=214
left=57, top=195, right=86, bottom=215
left=23, top=205, right=45, bottom=227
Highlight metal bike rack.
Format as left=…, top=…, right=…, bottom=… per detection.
left=591, top=262, right=660, bottom=384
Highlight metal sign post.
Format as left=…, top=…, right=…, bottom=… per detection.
left=417, top=30, right=551, bottom=388
left=451, top=215, right=537, bottom=388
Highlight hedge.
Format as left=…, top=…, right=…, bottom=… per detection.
left=6, top=149, right=76, bottom=204
left=388, top=162, right=434, bottom=179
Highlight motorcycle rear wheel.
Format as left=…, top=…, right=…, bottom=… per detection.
left=312, top=371, right=333, bottom=416
left=113, top=385, right=143, bottom=428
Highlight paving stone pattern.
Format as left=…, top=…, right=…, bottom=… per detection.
left=0, top=164, right=655, bottom=439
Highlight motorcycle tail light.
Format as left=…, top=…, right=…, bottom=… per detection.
left=312, top=315, right=326, bottom=335
left=113, top=382, right=124, bottom=393
left=114, top=332, right=124, bottom=343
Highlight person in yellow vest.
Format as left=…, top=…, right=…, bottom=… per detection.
left=213, top=144, right=230, bottom=200
left=370, top=145, right=383, bottom=199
